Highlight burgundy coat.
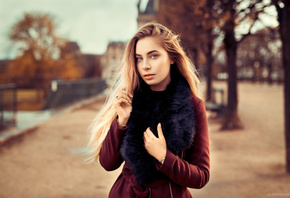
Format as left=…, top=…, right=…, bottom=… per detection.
left=99, top=96, right=210, bottom=198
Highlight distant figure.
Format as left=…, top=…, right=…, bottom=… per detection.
left=87, top=23, right=210, bottom=198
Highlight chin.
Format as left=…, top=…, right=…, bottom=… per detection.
left=143, top=79, right=155, bottom=84
left=145, top=81, right=157, bottom=86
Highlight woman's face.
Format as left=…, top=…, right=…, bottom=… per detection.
left=135, top=36, right=173, bottom=91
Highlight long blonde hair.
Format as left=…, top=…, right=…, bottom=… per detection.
left=87, top=23, right=200, bottom=162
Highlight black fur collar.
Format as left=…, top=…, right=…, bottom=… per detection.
left=120, top=72, right=196, bottom=185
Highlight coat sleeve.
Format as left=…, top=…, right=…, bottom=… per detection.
left=156, top=98, right=210, bottom=189
left=99, top=118, right=126, bottom=171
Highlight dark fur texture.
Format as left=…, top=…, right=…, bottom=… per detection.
left=120, top=72, right=196, bottom=185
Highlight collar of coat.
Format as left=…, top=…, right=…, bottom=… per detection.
left=120, top=71, right=196, bottom=186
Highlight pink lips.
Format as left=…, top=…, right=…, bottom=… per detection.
left=144, top=74, right=155, bottom=80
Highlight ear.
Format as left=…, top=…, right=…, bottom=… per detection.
left=170, top=59, right=174, bottom=65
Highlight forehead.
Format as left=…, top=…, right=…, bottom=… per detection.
left=135, top=36, right=164, bottom=55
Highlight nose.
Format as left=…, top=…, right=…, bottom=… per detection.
left=142, top=59, right=151, bottom=70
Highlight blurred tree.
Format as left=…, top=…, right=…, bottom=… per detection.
left=56, top=52, right=83, bottom=80
left=216, top=0, right=275, bottom=130
left=1, top=12, right=83, bottom=97
left=204, top=0, right=215, bottom=103
left=272, top=0, right=290, bottom=173
left=237, top=28, right=282, bottom=83
left=156, top=0, right=290, bottom=173
left=158, top=0, right=279, bottom=130
left=157, top=0, right=216, bottom=102
left=157, top=0, right=202, bottom=66
left=1, top=52, right=37, bottom=88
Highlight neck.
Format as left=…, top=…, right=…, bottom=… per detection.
left=149, top=75, right=171, bottom=91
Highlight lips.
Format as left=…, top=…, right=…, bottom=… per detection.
left=143, top=74, right=155, bottom=80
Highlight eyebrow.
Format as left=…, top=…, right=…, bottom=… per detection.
left=135, top=50, right=159, bottom=56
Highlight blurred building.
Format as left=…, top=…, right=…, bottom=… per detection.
left=99, top=0, right=161, bottom=85
left=137, top=0, right=159, bottom=28
left=60, top=41, right=82, bottom=58
left=101, top=41, right=125, bottom=84
left=81, top=54, right=102, bottom=78
left=99, top=0, right=162, bottom=84
left=60, top=41, right=102, bottom=78
left=0, top=59, right=11, bottom=76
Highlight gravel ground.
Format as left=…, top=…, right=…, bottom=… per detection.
left=0, top=82, right=289, bottom=198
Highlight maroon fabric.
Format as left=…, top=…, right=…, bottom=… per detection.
left=99, top=96, right=210, bottom=198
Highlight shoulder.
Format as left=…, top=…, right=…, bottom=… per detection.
left=190, top=96, right=207, bottom=117
left=191, top=95, right=205, bottom=107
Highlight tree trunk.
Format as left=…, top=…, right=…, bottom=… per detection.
left=206, top=41, right=213, bottom=102
left=267, top=62, right=273, bottom=85
left=221, top=8, right=243, bottom=130
left=191, top=48, right=199, bottom=70
left=276, top=0, right=290, bottom=173
left=206, top=0, right=214, bottom=102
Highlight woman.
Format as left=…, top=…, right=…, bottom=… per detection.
left=87, top=23, right=210, bottom=198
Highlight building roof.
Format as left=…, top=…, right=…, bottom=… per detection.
left=143, top=0, right=155, bottom=14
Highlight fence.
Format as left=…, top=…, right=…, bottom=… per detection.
left=42, top=78, right=105, bottom=110
left=0, top=84, right=17, bottom=130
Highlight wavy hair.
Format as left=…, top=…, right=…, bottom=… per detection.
left=87, top=23, right=200, bottom=162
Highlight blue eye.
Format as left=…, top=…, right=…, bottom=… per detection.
left=151, top=54, right=158, bottom=59
left=136, top=57, right=143, bottom=62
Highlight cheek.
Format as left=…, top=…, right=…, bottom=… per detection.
left=158, top=59, right=171, bottom=74
left=162, top=67, right=170, bottom=78
left=136, top=64, right=145, bottom=80
left=137, top=64, right=142, bottom=75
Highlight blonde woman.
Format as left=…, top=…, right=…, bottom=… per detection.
left=88, top=23, right=210, bottom=198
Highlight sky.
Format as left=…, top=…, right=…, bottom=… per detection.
left=0, top=0, right=149, bottom=59
left=0, top=0, right=279, bottom=60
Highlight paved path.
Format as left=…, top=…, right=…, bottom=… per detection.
left=0, top=82, right=289, bottom=198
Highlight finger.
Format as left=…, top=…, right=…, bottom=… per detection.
left=157, top=123, right=164, bottom=139
left=114, top=99, right=129, bottom=110
left=146, top=127, right=156, bottom=139
left=119, top=90, right=133, bottom=98
left=122, top=94, right=132, bottom=104
left=129, top=93, right=133, bottom=98
left=117, top=98, right=131, bottom=106
left=143, top=132, right=148, bottom=143
left=144, top=128, right=151, bottom=140
left=118, top=92, right=132, bottom=103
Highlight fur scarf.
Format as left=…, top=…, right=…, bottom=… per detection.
left=120, top=72, right=196, bottom=186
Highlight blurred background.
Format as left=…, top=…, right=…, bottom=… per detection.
left=0, top=0, right=289, bottom=197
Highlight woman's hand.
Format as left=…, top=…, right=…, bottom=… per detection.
left=144, top=123, right=167, bottom=163
left=114, top=89, right=133, bottom=128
